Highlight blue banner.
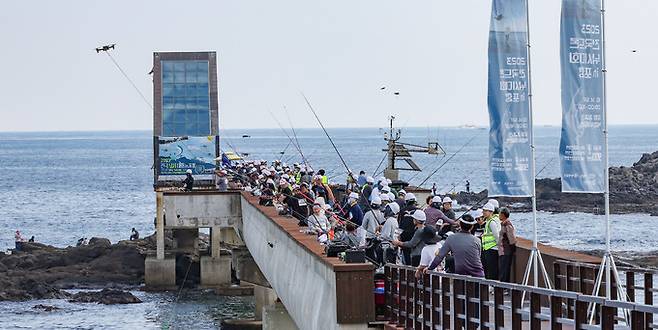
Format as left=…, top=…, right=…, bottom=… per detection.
left=559, top=0, right=605, bottom=193
left=487, top=0, right=533, bottom=197
left=158, top=136, right=217, bottom=176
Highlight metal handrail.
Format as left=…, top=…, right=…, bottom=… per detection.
left=385, top=263, right=658, bottom=329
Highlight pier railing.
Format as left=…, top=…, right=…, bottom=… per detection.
left=384, top=264, right=658, bottom=329
left=554, top=259, right=656, bottom=327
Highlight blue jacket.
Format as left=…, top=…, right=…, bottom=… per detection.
left=348, top=203, right=364, bottom=226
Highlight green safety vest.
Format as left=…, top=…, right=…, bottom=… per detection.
left=321, top=175, right=328, bottom=185
left=295, top=172, right=301, bottom=184
left=482, top=215, right=499, bottom=251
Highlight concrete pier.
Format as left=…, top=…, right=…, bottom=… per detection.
left=144, top=256, right=176, bottom=289
left=263, top=302, right=298, bottom=330
left=200, top=255, right=231, bottom=287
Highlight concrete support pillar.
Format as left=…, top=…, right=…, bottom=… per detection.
left=211, top=227, right=221, bottom=258
left=145, top=256, right=176, bottom=289
left=254, top=286, right=278, bottom=321
left=200, top=254, right=231, bottom=287
left=262, top=302, right=298, bottom=330
left=156, top=191, right=164, bottom=260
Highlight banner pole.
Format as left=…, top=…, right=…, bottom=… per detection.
left=600, top=0, right=612, bottom=300
left=521, top=0, right=551, bottom=294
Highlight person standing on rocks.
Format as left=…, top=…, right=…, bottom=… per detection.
left=130, top=228, right=139, bottom=241
left=14, top=230, right=25, bottom=250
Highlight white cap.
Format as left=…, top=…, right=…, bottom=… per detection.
left=186, top=169, right=193, bottom=174
left=431, top=196, right=442, bottom=204
left=398, top=189, right=407, bottom=196
left=282, top=174, right=290, bottom=180
left=366, top=176, right=374, bottom=183
left=411, top=210, right=426, bottom=222
left=349, top=192, right=359, bottom=199
left=387, top=202, right=400, bottom=215
left=279, top=179, right=289, bottom=186
left=379, top=176, right=387, bottom=183
left=404, top=192, right=416, bottom=201
left=262, top=170, right=271, bottom=176
left=371, top=196, right=382, bottom=205
left=314, top=197, right=326, bottom=206
left=483, top=203, right=495, bottom=212
left=381, top=185, right=390, bottom=193
left=386, top=179, right=392, bottom=185
left=388, top=192, right=396, bottom=201
left=488, top=199, right=499, bottom=209
left=380, top=193, right=391, bottom=201
left=266, top=178, right=275, bottom=185
left=442, top=196, right=453, bottom=204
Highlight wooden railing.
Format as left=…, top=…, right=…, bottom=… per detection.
left=384, top=264, right=658, bottom=329
left=553, top=259, right=656, bottom=328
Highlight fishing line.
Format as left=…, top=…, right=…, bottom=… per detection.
left=417, top=133, right=482, bottom=187
left=104, top=52, right=153, bottom=110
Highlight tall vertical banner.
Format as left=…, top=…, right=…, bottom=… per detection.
left=487, top=0, right=533, bottom=197
left=559, top=0, right=605, bottom=193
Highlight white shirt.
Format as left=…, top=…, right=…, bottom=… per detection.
left=362, top=209, right=384, bottom=239
left=307, top=213, right=330, bottom=233
left=419, top=242, right=443, bottom=267
left=380, top=216, right=399, bottom=241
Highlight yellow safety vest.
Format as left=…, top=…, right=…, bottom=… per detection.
left=321, top=175, right=328, bottom=185
left=482, top=215, right=499, bottom=251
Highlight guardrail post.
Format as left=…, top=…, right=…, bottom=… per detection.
left=494, top=287, right=504, bottom=329
left=399, top=268, right=407, bottom=326
left=406, top=269, right=414, bottom=329
left=630, top=310, right=645, bottom=330
left=530, top=292, right=541, bottom=329
left=422, top=273, right=431, bottom=330
left=415, top=272, right=423, bottom=330
left=566, top=263, right=575, bottom=318
left=479, top=283, right=490, bottom=329
left=554, top=262, right=562, bottom=291
left=453, top=279, right=465, bottom=329
left=601, top=305, right=615, bottom=330
left=574, top=299, right=588, bottom=329
left=550, top=295, right=562, bottom=330
left=511, top=289, right=522, bottom=330
left=627, top=271, right=636, bottom=303
left=431, top=274, right=440, bottom=329
left=441, top=277, right=451, bottom=330
left=465, top=281, right=477, bottom=330
left=644, top=273, right=653, bottom=329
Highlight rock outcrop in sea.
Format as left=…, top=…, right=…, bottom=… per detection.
left=454, top=151, right=658, bottom=215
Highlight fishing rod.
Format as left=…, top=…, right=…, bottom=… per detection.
left=283, top=105, right=305, bottom=165
left=416, top=133, right=480, bottom=187
left=301, top=93, right=354, bottom=180
left=269, top=111, right=311, bottom=169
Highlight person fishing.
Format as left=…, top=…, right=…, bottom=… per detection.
left=361, top=196, right=384, bottom=261
left=392, top=210, right=427, bottom=267
left=498, top=207, right=517, bottom=283
left=398, top=192, right=419, bottom=265
left=356, top=170, right=367, bottom=187
left=182, top=169, right=194, bottom=191
left=14, top=230, right=25, bottom=250
left=359, top=176, right=374, bottom=210
left=441, top=196, right=456, bottom=219
left=284, top=185, right=310, bottom=226
left=426, top=214, right=484, bottom=277
left=346, top=192, right=364, bottom=226
left=130, top=228, right=139, bottom=240
left=424, top=196, right=457, bottom=232
left=415, top=227, right=443, bottom=278
left=215, top=169, right=228, bottom=192
left=481, top=202, right=501, bottom=280
left=466, top=180, right=471, bottom=193
left=306, top=202, right=330, bottom=235
left=379, top=202, right=400, bottom=264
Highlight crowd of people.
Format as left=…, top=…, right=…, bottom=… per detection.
left=184, top=159, right=518, bottom=283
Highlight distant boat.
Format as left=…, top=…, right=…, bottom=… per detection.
left=242, top=135, right=251, bottom=138
left=458, top=124, right=480, bottom=129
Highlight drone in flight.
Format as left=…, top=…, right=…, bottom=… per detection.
left=95, top=44, right=116, bottom=53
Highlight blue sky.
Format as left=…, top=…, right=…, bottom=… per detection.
left=0, top=0, right=656, bottom=131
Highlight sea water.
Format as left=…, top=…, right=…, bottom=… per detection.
left=1, top=126, right=657, bottom=328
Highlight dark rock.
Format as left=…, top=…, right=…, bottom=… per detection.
left=453, top=151, right=658, bottom=215
left=88, top=237, right=112, bottom=248
left=68, top=289, right=141, bottom=305
left=33, top=304, right=61, bottom=312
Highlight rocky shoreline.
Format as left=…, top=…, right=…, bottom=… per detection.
left=0, top=236, right=150, bottom=302
left=452, top=151, right=658, bottom=215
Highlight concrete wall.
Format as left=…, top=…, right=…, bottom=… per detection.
left=163, top=192, right=242, bottom=229
left=241, top=195, right=348, bottom=330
